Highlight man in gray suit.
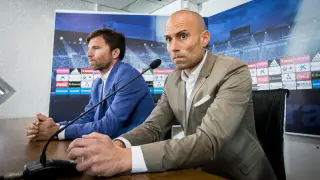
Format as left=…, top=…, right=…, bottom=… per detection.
left=67, top=10, right=277, bottom=180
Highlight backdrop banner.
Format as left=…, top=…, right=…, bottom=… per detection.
left=50, top=0, right=320, bottom=137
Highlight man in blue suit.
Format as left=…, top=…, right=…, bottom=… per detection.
left=26, top=28, right=155, bottom=140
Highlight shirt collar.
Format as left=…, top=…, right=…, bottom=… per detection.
left=100, top=67, right=113, bottom=82
left=181, top=50, right=208, bottom=82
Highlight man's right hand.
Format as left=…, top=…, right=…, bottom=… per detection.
left=26, top=115, right=40, bottom=140
left=83, top=134, right=125, bottom=148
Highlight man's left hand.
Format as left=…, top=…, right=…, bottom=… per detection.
left=36, top=114, right=60, bottom=140
left=67, top=132, right=132, bottom=177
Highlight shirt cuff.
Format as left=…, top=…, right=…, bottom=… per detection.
left=57, top=125, right=65, bottom=140
left=114, top=137, right=132, bottom=148
left=131, top=146, right=148, bottom=173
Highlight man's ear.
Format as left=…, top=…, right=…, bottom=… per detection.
left=200, top=30, right=210, bottom=47
left=112, top=48, right=120, bottom=59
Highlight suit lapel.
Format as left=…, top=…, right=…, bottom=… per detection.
left=95, top=79, right=104, bottom=120
left=104, top=61, right=121, bottom=95
left=185, top=52, right=217, bottom=128
left=102, top=61, right=122, bottom=108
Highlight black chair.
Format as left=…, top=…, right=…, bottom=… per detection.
left=252, top=89, right=289, bottom=180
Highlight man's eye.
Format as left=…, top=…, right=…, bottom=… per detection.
left=180, top=34, right=187, bottom=39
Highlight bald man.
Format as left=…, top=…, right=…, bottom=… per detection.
left=67, top=10, right=276, bottom=180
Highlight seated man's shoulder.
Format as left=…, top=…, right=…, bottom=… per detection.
left=214, top=54, right=247, bottom=67
left=117, top=62, right=140, bottom=76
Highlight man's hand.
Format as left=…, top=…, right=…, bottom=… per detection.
left=68, top=132, right=132, bottom=177
left=35, top=113, right=59, bottom=141
left=26, top=117, right=39, bottom=140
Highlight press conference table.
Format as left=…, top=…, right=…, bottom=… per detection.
left=0, top=118, right=225, bottom=180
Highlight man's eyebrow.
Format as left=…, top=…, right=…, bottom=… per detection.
left=89, top=45, right=100, bottom=48
left=164, top=30, right=189, bottom=38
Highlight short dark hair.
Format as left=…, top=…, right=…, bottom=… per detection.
left=86, top=28, right=126, bottom=60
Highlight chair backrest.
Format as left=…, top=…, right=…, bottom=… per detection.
left=252, top=89, right=289, bottom=180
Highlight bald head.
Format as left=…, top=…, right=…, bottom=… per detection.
left=164, top=10, right=210, bottom=73
left=168, top=10, right=207, bottom=33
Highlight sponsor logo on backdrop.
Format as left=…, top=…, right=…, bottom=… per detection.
left=69, top=68, right=82, bottom=82
left=81, top=81, right=92, bottom=88
left=269, top=66, right=281, bottom=75
left=270, top=82, right=283, bottom=89
left=296, top=81, right=312, bottom=89
left=153, top=80, right=165, bottom=88
left=153, top=69, right=166, bottom=74
left=146, top=81, right=153, bottom=87
left=257, top=76, right=269, bottom=84
left=69, top=74, right=82, bottom=82
left=280, top=57, right=294, bottom=65
left=70, top=68, right=81, bottom=75
left=56, top=68, right=69, bottom=74
left=82, top=74, right=93, bottom=81
left=81, top=68, right=94, bottom=74
left=252, top=84, right=258, bottom=90
left=311, top=72, right=320, bottom=80
left=295, top=63, right=310, bottom=72
left=311, top=62, right=320, bottom=71
left=257, top=83, right=269, bottom=90
left=268, top=59, right=280, bottom=67
left=69, top=88, right=81, bottom=94
left=251, top=76, right=257, bottom=84
left=256, top=68, right=268, bottom=76
left=81, top=89, right=91, bottom=94
left=293, top=55, right=309, bottom=64
left=55, top=88, right=68, bottom=94
left=269, top=75, right=282, bottom=82
left=69, top=81, right=81, bottom=87
left=56, top=74, right=68, bottom=81
left=268, top=59, right=281, bottom=75
left=250, top=69, right=257, bottom=77
left=154, top=74, right=167, bottom=81
left=153, top=87, right=164, bottom=94
left=256, top=60, right=268, bottom=68
left=248, top=62, right=256, bottom=69
left=312, top=80, right=320, bottom=88
left=56, top=81, right=68, bottom=88
left=311, top=52, right=320, bottom=62
left=143, top=74, right=154, bottom=81
left=296, top=72, right=311, bottom=81
left=282, top=81, right=296, bottom=90
left=281, top=64, right=295, bottom=74
left=282, top=73, right=296, bottom=81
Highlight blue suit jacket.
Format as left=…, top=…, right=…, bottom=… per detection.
left=59, top=61, right=155, bottom=139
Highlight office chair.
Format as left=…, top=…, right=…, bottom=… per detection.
left=252, top=89, right=289, bottom=180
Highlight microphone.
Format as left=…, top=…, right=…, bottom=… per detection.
left=0, top=59, right=162, bottom=180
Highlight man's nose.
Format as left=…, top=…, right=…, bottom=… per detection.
left=87, top=49, right=93, bottom=57
left=170, top=39, right=180, bottom=53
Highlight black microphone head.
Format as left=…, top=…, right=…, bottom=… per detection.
left=150, top=59, right=162, bottom=69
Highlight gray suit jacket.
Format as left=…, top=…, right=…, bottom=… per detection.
left=121, top=52, right=277, bottom=180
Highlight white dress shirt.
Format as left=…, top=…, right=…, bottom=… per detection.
left=57, top=69, right=112, bottom=140
left=115, top=50, right=208, bottom=173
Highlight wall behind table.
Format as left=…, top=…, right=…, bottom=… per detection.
left=0, top=0, right=97, bottom=118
